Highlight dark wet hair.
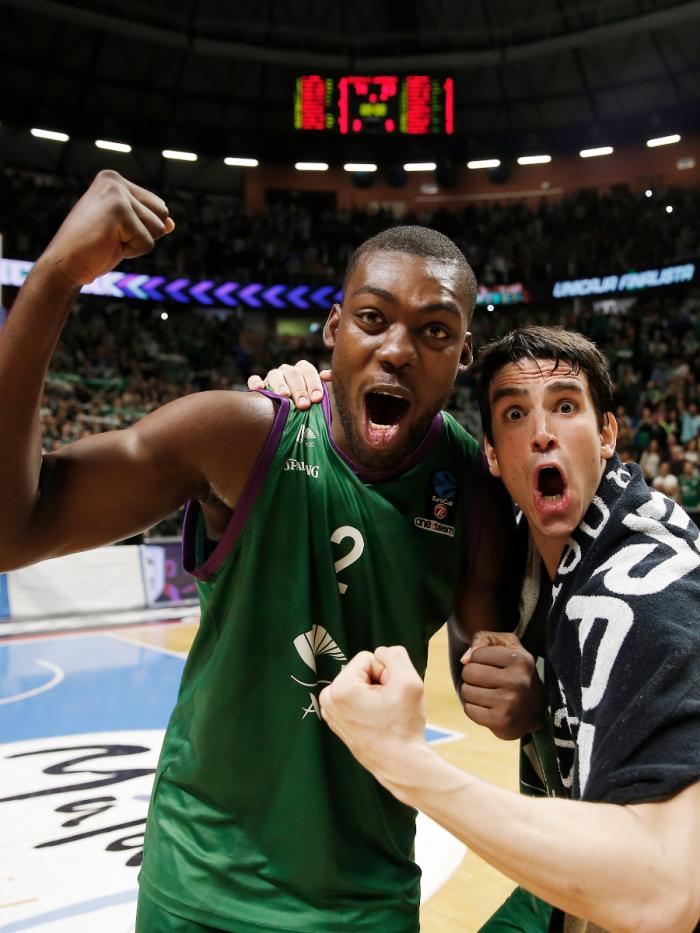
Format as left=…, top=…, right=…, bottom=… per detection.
left=476, top=325, right=614, bottom=442
left=342, top=225, right=478, bottom=320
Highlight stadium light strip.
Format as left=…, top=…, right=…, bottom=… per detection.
left=96, top=139, right=132, bottom=153
left=343, top=163, right=378, bottom=172
left=162, top=149, right=198, bottom=161
left=517, top=155, right=551, bottom=165
left=404, top=162, right=437, bottom=171
left=647, top=134, right=681, bottom=147
left=31, top=128, right=69, bottom=142
left=224, top=157, right=259, bottom=167
left=579, top=146, right=613, bottom=158
left=0, top=258, right=527, bottom=308
left=294, top=162, right=329, bottom=171
left=467, top=159, right=500, bottom=169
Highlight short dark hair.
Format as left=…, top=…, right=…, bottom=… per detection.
left=342, top=225, right=478, bottom=319
left=476, top=325, right=614, bottom=442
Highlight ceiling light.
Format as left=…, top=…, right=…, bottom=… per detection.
left=343, top=163, right=378, bottom=172
left=162, top=149, right=198, bottom=161
left=666, top=205, right=674, bottom=213
left=647, top=134, right=681, bottom=148
left=579, top=146, right=613, bottom=158
left=95, top=139, right=132, bottom=153
left=467, top=159, right=501, bottom=169
left=224, top=157, right=259, bottom=167
left=645, top=189, right=653, bottom=197
left=403, top=162, right=436, bottom=172
left=295, top=162, right=329, bottom=171
left=31, top=128, right=69, bottom=142
left=517, top=155, right=551, bottom=165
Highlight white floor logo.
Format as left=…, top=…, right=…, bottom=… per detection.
left=291, top=625, right=347, bottom=719
left=0, top=730, right=163, bottom=932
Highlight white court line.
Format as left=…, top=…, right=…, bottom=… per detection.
left=0, top=659, right=64, bottom=705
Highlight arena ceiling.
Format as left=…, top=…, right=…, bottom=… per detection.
left=1, top=0, right=700, bottom=169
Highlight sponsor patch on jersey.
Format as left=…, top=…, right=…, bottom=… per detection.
left=295, top=425, right=317, bottom=447
left=284, top=458, right=320, bottom=478
left=422, top=469, right=459, bottom=527
left=414, top=516, right=455, bottom=537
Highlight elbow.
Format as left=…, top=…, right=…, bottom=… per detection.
left=621, top=891, right=698, bottom=933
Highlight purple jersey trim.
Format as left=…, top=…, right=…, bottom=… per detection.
left=182, top=391, right=290, bottom=581
left=321, top=384, right=444, bottom=483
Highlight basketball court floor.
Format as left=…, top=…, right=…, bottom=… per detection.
left=1, top=617, right=518, bottom=932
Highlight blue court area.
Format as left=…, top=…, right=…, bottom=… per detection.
left=0, top=625, right=463, bottom=932
left=0, top=632, right=185, bottom=742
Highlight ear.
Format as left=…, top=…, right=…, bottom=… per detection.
left=483, top=436, right=501, bottom=477
left=600, top=411, right=618, bottom=460
left=323, top=303, right=341, bottom=350
left=458, top=331, right=473, bottom=370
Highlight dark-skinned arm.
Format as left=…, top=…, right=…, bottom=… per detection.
left=0, top=170, right=274, bottom=571
left=450, top=474, right=546, bottom=740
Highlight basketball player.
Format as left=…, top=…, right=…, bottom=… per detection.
left=319, top=326, right=700, bottom=933
left=0, top=171, right=529, bottom=932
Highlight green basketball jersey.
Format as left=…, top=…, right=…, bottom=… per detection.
left=139, top=388, right=485, bottom=932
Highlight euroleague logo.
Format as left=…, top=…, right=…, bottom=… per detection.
left=415, top=469, right=459, bottom=537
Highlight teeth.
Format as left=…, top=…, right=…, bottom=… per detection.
left=543, top=494, right=563, bottom=502
left=369, top=421, right=392, bottom=430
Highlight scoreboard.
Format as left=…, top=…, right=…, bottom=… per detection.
left=294, top=75, right=453, bottom=135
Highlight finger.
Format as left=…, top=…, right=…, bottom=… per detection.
left=464, top=703, right=497, bottom=729
left=343, top=650, right=382, bottom=685
left=374, top=645, right=422, bottom=693
left=471, top=645, right=526, bottom=669
left=118, top=211, right=156, bottom=260
left=279, top=363, right=312, bottom=409
left=123, top=178, right=170, bottom=223
left=470, top=630, right=522, bottom=651
left=129, top=195, right=168, bottom=240
left=461, top=661, right=513, bottom=689
left=262, top=368, right=291, bottom=397
left=247, top=375, right=265, bottom=391
left=320, top=369, right=333, bottom=382
left=296, top=359, right=325, bottom=402
left=460, top=684, right=499, bottom=709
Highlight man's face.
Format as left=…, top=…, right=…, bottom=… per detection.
left=324, top=250, right=472, bottom=471
left=483, top=358, right=617, bottom=576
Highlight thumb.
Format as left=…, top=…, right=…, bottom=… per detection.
left=461, top=630, right=522, bottom=663
left=320, top=369, right=333, bottom=382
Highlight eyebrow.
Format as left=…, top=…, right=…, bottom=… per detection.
left=490, top=379, right=585, bottom=406
left=348, top=286, right=463, bottom=319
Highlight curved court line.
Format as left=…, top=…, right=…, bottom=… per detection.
left=0, top=889, right=137, bottom=932
left=0, top=660, right=64, bottom=706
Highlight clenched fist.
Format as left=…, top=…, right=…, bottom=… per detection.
left=39, top=170, right=174, bottom=286
left=460, top=630, right=547, bottom=740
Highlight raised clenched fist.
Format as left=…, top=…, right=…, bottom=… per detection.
left=38, top=170, right=174, bottom=286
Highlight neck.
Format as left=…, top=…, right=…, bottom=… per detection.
left=532, top=533, right=567, bottom=581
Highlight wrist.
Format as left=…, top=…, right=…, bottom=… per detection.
left=32, top=254, right=86, bottom=292
left=376, top=741, right=454, bottom=807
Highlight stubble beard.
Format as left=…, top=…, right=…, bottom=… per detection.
left=332, top=378, right=446, bottom=471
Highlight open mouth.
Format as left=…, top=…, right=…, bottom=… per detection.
left=363, top=390, right=410, bottom=446
left=534, top=464, right=571, bottom=514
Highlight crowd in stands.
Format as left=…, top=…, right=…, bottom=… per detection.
left=30, top=289, right=700, bottom=535
left=3, top=166, right=700, bottom=532
left=2, top=166, right=699, bottom=294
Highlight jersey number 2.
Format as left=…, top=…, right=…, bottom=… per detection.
left=330, top=526, right=365, bottom=594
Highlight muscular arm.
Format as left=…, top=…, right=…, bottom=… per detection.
left=321, top=649, right=700, bottom=933
left=0, top=171, right=274, bottom=570
left=452, top=471, right=520, bottom=643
